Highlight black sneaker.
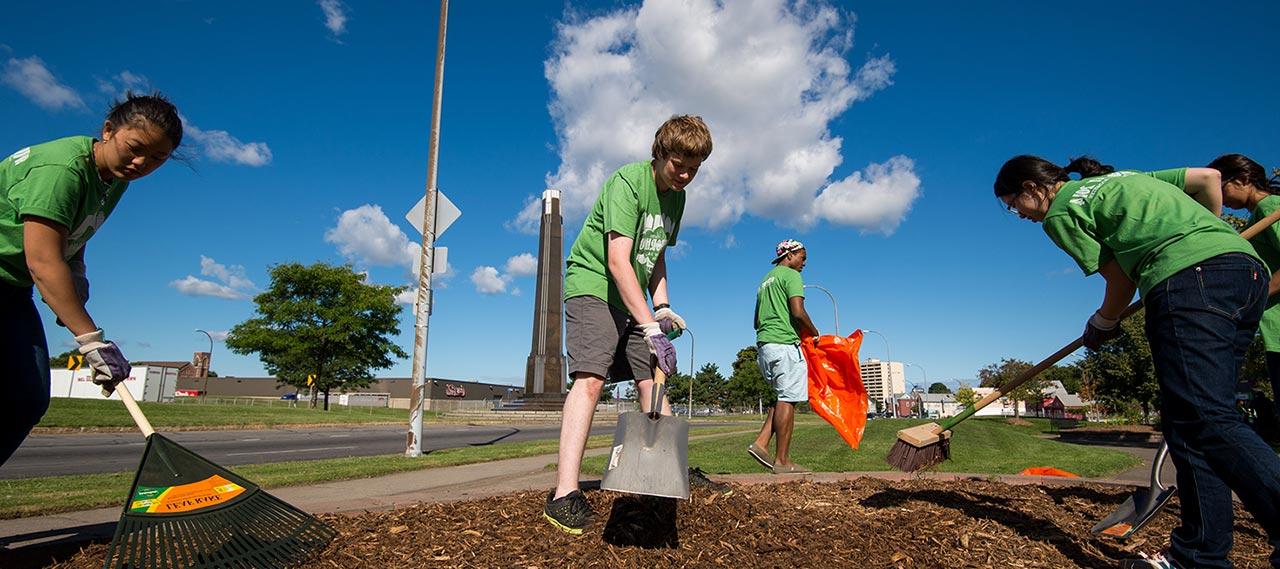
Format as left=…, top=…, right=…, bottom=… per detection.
left=544, top=490, right=595, bottom=535
left=688, top=467, right=733, bottom=496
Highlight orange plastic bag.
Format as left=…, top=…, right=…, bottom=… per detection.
left=1019, top=467, right=1079, bottom=478
left=802, top=330, right=869, bottom=449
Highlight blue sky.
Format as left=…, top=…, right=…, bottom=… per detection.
left=3, top=1, right=1277, bottom=390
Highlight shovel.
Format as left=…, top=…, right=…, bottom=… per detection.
left=599, top=367, right=691, bottom=499
left=1092, top=441, right=1176, bottom=539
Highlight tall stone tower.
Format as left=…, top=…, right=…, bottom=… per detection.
left=525, top=189, right=566, bottom=398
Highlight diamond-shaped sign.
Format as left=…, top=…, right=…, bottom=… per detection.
left=406, top=192, right=461, bottom=239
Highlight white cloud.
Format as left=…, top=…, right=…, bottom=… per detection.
left=395, top=288, right=418, bottom=306
left=96, top=70, right=149, bottom=97
left=170, top=276, right=248, bottom=300
left=209, top=330, right=230, bottom=342
left=2, top=56, right=85, bottom=111
left=811, top=155, right=921, bottom=234
left=184, top=121, right=273, bottom=167
left=504, top=253, right=538, bottom=277
left=200, top=255, right=256, bottom=290
left=326, top=204, right=418, bottom=269
left=666, top=240, right=691, bottom=260
left=318, top=0, right=349, bottom=36
left=524, top=0, right=919, bottom=235
left=171, top=256, right=256, bottom=300
left=471, top=266, right=510, bottom=295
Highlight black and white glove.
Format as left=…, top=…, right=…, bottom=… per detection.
left=1082, top=312, right=1121, bottom=350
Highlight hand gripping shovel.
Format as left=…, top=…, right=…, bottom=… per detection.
left=599, top=367, right=691, bottom=499
left=1092, top=441, right=1176, bottom=539
left=103, top=383, right=334, bottom=568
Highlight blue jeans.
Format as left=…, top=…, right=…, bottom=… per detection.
left=1144, top=253, right=1280, bottom=567
left=0, top=283, right=50, bottom=467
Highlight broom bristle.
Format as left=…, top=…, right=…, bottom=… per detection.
left=886, top=436, right=951, bottom=472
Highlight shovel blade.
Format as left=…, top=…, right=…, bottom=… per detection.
left=1091, top=486, right=1177, bottom=539
left=599, top=411, right=690, bottom=499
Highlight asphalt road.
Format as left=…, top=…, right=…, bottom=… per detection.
left=0, top=423, right=625, bottom=479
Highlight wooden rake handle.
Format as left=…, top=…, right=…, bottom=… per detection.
left=941, top=207, right=1280, bottom=431
left=113, top=382, right=156, bottom=438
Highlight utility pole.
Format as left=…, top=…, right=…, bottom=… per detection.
left=407, top=0, right=448, bottom=458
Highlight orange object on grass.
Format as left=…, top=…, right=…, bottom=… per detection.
left=1019, top=467, right=1079, bottom=478
left=802, top=330, right=869, bottom=449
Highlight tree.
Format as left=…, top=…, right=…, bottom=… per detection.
left=954, top=387, right=978, bottom=409
left=927, top=382, right=951, bottom=394
left=977, top=358, right=1042, bottom=418
left=49, top=348, right=80, bottom=370
left=1079, top=311, right=1160, bottom=422
left=724, top=346, right=774, bottom=412
left=226, top=262, right=408, bottom=409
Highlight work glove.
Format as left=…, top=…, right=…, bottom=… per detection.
left=654, top=305, right=686, bottom=335
left=75, top=329, right=131, bottom=394
left=640, top=322, right=677, bottom=376
left=1082, top=312, right=1121, bottom=350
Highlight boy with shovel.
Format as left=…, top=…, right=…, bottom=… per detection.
left=747, top=239, right=820, bottom=474
left=544, top=115, right=712, bottom=535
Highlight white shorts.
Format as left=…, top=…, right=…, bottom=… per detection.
left=756, top=342, right=807, bottom=403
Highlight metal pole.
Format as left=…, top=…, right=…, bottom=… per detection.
left=802, top=284, right=839, bottom=335
left=195, top=329, right=213, bottom=401
left=864, top=329, right=891, bottom=416
left=685, top=328, right=696, bottom=419
left=407, top=0, right=448, bottom=458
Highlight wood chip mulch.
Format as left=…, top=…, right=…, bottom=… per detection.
left=49, top=478, right=1274, bottom=568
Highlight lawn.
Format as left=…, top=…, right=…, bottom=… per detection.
left=0, top=426, right=755, bottom=519
left=581, top=416, right=1139, bottom=478
left=36, top=398, right=421, bottom=429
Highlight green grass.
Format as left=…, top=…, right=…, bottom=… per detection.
left=0, top=425, right=754, bottom=519
left=581, top=417, right=1139, bottom=477
left=36, top=398, right=426, bottom=429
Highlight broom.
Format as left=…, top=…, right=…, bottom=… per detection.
left=103, top=383, right=335, bottom=568
left=888, top=207, right=1280, bottom=472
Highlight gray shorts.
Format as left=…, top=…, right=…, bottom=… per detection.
left=756, top=342, right=808, bottom=403
left=565, top=295, right=653, bottom=382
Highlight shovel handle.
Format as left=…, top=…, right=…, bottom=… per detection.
left=942, top=208, right=1280, bottom=431
left=114, top=382, right=156, bottom=438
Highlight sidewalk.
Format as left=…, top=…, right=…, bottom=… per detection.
left=0, top=429, right=1155, bottom=567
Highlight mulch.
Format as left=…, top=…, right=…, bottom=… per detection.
left=47, top=478, right=1274, bottom=568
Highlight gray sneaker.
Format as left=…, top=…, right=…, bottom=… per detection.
left=772, top=462, right=811, bottom=475
left=1121, top=551, right=1178, bottom=568
left=747, top=443, right=774, bottom=469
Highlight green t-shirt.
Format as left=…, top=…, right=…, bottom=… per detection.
left=0, top=136, right=127, bottom=287
left=1043, top=169, right=1260, bottom=297
left=563, top=161, right=685, bottom=311
left=755, top=264, right=805, bottom=345
left=1248, top=195, right=1280, bottom=351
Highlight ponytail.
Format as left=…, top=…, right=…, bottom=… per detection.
left=1063, top=156, right=1115, bottom=179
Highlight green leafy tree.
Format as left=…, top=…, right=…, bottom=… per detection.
left=1079, top=311, right=1160, bottom=422
left=49, top=348, right=80, bottom=370
left=226, top=262, right=408, bottom=409
left=927, top=382, right=951, bottom=394
left=977, top=358, right=1042, bottom=418
left=724, top=346, right=774, bottom=411
left=954, top=387, right=978, bottom=409
left=1042, top=363, right=1083, bottom=394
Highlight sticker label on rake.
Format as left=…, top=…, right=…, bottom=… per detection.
left=130, top=475, right=246, bottom=513
left=607, top=444, right=624, bottom=471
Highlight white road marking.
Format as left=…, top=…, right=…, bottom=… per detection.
left=226, top=446, right=357, bottom=457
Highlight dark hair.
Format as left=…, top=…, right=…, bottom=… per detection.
left=1207, top=153, right=1278, bottom=194
left=106, top=91, right=183, bottom=148
left=993, top=155, right=1115, bottom=197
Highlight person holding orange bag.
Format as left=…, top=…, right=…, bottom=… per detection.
left=748, top=239, right=820, bottom=474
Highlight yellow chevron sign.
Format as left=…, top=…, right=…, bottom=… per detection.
left=66, top=355, right=84, bottom=371
left=306, top=374, right=316, bottom=386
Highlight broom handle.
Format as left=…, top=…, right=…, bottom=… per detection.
left=114, top=382, right=156, bottom=438
left=940, top=207, right=1280, bottom=431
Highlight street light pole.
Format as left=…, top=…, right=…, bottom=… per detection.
left=195, top=329, right=213, bottom=401
left=863, top=329, right=892, bottom=416
left=802, top=284, right=839, bottom=335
